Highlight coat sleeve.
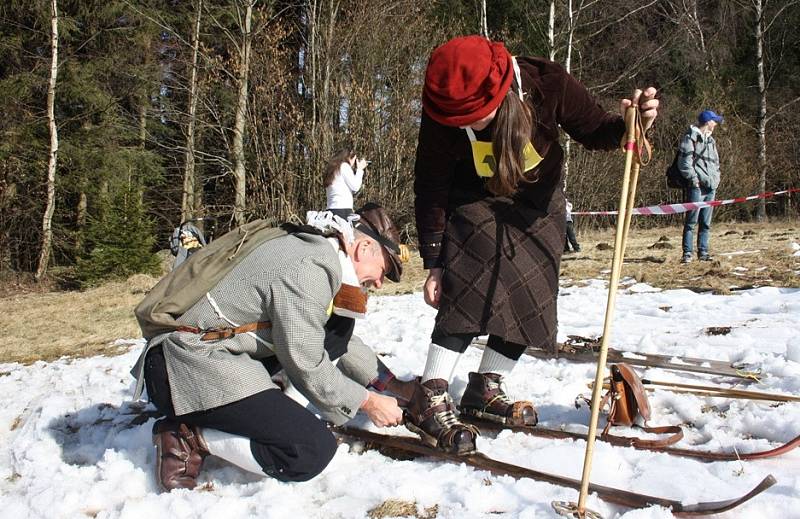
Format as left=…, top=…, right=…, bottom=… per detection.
left=677, top=133, right=697, bottom=182
left=335, top=333, right=390, bottom=387
left=554, top=64, right=625, bottom=151
left=268, top=257, right=368, bottom=425
left=413, top=112, right=457, bottom=269
left=339, top=162, right=364, bottom=193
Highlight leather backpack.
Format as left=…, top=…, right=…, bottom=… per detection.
left=601, top=363, right=683, bottom=448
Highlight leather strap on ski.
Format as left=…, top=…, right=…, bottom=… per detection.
left=331, top=425, right=776, bottom=515
left=602, top=424, right=684, bottom=449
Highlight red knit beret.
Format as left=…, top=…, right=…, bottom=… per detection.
left=422, top=35, right=514, bottom=127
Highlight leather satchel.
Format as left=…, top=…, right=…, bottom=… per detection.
left=602, top=363, right=683, bottom=449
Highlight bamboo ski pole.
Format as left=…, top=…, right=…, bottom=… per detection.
left=553, top=105, right=641, bottom=519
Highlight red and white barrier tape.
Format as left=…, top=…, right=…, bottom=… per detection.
left=572, top=188, right=800, bottom=216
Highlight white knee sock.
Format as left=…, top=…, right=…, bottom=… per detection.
left=272, top=370, right=311, bottom=409
left=477, top=347, right=517, bottom=378
left=202, top=428, right=266, bottom=475
left=421, top=343, right=461, bottom=383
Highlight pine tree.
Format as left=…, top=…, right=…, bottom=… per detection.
left=76, top=180, right=161, bottom=287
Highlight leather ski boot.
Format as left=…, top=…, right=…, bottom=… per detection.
left=403, top=378, right=480, bottom=455
left=458, top=372, right=538, bottom=427
left=153, top=418, right=210, bottom=491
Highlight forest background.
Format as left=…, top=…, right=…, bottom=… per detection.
left=1, top=0, right=799, bottom=288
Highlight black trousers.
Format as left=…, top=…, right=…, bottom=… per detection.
left=431, top=331, right=527, bottom=361
left=564, top=220, right=580, bottom=251
left=327, top=208, right=353, bottom=220
left=144, top=345, right=344, bottom=483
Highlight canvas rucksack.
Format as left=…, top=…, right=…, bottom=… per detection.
left=135, top=220, right=297, bottom=340
left=665, top=134, right=697, bottom=189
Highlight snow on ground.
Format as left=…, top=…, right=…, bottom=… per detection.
left=1, top=282, right=799, bottom=518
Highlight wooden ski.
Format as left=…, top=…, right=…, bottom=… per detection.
left=463, top=417, right=800, bottom=462
left=332, top=425, right=776, bottom=515
left=473, top=338, right=760, bottom=381
left=592, top=379, right=800, bottom=403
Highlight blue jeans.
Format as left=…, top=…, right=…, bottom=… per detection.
left=682, top=186, right=715, bottom=256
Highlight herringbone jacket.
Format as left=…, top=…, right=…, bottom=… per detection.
left=131, top=232, right=382, bottom=425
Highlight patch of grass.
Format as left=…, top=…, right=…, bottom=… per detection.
left=368, top=499, right=438, bottom=519
left=561, top=221, right=800, bottom=292
left=372, top=254, right=427, bottom=296
left=0, top=275, right=159, bottom=364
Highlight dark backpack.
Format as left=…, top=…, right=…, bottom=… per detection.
left=665, top=135, right=697, bottom=189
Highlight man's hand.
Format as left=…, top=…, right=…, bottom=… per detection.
left=423, top=267, right=443, bottom=308
left=360, top=391, right=403, bottom=427
left=620, top=87, right=659, bottom=131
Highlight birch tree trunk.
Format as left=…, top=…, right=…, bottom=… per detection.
left=232, top=0, right=254, bottom=226
left=35, top=0, right=59, bottom=282
left=480, top=0, right=488, bottom=37
left=321, top=0, right=339, bottom=156
left=309, top=0, right=317, bottom=135
left=688, top=0, right=709, bottom=70
left=182, top=0, right=203, bottom=222
left=754, top=0, right=767, bottom=221
left=548, top=0, right=556, bottom=61
left=562, top=0, right=575, bottom=190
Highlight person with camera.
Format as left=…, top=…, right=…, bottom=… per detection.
left=324, top=148, right=369, bottom=219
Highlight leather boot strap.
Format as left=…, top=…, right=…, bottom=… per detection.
left=176, top=321, right=271, bottom=341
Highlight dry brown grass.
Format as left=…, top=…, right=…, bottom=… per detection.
left=367, top=499, right=438, bottom=519
left=0, top=274, right=159, bottom=364
left=561, top=221, right=800, bottom=293
left=1, top=221, right=797, bottom=365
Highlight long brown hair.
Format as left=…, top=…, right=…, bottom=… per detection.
left=488, top=86, right=534, bottom=196
left=323, top=149, right=356, bottom=187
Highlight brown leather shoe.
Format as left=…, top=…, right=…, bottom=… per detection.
left=153, top=419, right=210, bottom=491
left=403, top=378, right=479, bottom=455
left=458, top=372, right=538, bottom=427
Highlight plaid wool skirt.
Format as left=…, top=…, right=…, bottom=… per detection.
left=433, top=196, right=565, bottom=354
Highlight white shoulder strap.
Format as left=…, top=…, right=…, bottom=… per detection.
left=465, top=127, right=477, bottom=142
left=512, top=57, right=524, bottom=100
left=205, top=292, right=274, bottom=350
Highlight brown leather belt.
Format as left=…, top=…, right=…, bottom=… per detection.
left=176, top=321, right=271, bottom=341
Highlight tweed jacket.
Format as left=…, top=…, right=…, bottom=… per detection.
left=131, top=232, right=381, bottom=425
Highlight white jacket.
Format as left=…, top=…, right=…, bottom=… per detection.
left=326, top=162, right=364, bottom=210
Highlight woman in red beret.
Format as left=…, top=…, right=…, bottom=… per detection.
left=404, top=35, right=658, bottom=454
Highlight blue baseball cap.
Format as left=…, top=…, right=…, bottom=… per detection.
left=698, top=110, right=723, bottom=125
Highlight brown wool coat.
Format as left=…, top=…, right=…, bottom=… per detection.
left=413, top=57, right=625, bottom=353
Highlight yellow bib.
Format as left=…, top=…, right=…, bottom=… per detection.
left=466, top=128, right=543, bottom=178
